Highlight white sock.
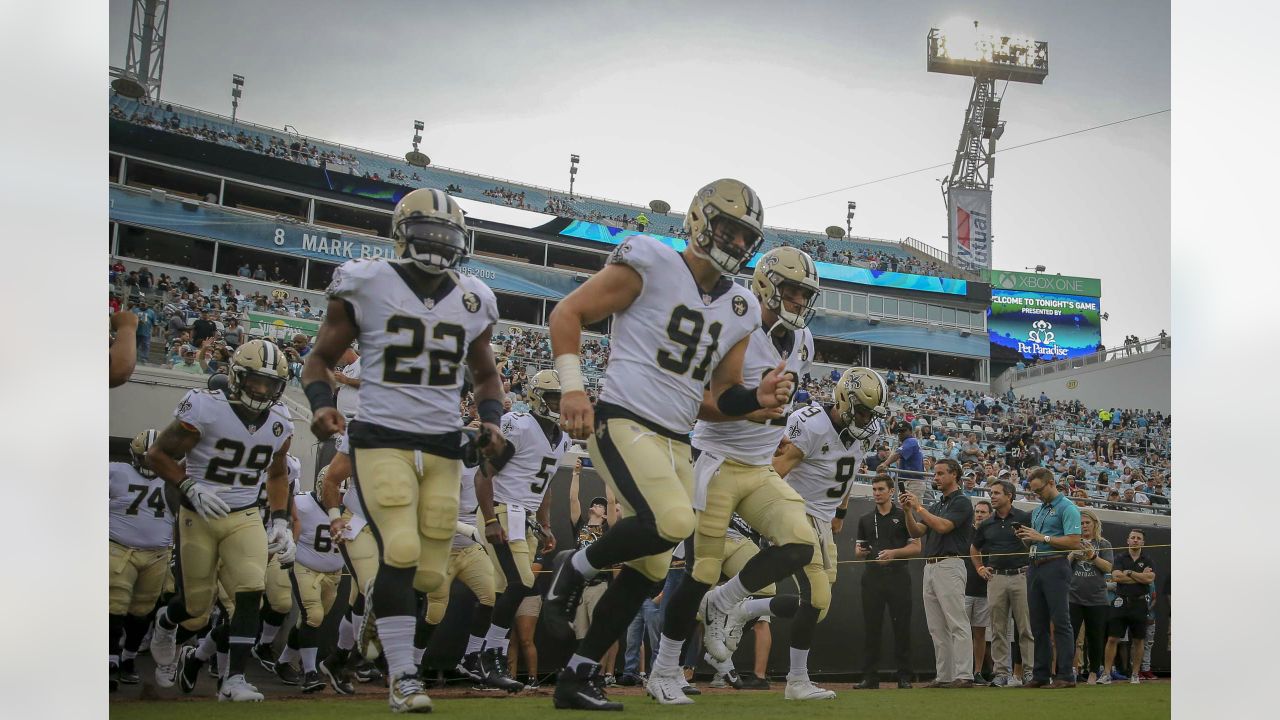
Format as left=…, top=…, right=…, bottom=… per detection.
left=301, top=647, right=318, bottom=673
left=194, top=632, right=218, bottom=662
left=337, top=617, right=355, bottom=651
left=217, top=651, right=229, bottom=678
left=259, top=621, right=281, bottom=645
left=708, top=654, right=735, bottom=674
left=376, top=615, right=418, bottom=679
left=351, top=610, right=364, bottom=634
left=742, top=597, right=773, bottom=618
left=413, top=646, right=426, bottom=665
left=572, top=550, right=602, bottom=580
left=279, top=645, right=299, bottom=664
left=121, top=650, right=137, bottom=662
left=568, top=653, right=597, bottom=672
left=788, top=647, right=809, bottom=679
left=466, top=635, right=486, bottom=655
left=652, top=635, right=684, bottom=674
left=712, top=576, right=748, bottom=613
left=110, top=653, right=120, bottom=665
left=484, top=625, right=510, bottom=653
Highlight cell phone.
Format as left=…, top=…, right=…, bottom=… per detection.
left=1011, top=521, right=1023, bottom=531
left=897, top=480, right=907, bottom=494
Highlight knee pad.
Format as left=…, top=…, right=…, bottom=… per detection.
left=425, top=597, right=447, bottom=625
left=690, top=556, right=724, bottom=587
left=655, top=507, right=695, bottom=544
left=776, top=542, right=814, bottom=573
left=420, top=496, right=459, bottom=543
left=381, top=528, right=421, bottom=569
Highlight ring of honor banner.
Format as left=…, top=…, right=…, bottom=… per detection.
left=948, top=188, right=992, bottom=270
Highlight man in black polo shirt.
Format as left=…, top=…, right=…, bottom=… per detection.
left=902, top=458, right=974, bottom=688
left=970, top=479, right=1034, bottom=687
left=854, top=475, right=920, bottom=689
left=1103, top=529, right=1156, bottom=685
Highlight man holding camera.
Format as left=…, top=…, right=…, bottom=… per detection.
left=855, top=474, right=920, bottom=689
left=970, top=479, right=1034, bottom=687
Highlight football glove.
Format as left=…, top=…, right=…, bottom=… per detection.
left=267, top=518, right=296, bottom=565
left=179, top=478, right=230, bottom=520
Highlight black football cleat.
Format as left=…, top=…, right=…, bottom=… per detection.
left=300, top=670, right=326, bottom=693
left=118, top=658, right=140, bottom=685
left=542, top=550, right=587, bottom=640
left=480, top=647, right=525, bottom=692
left=552, top=662, right=623, bottom=711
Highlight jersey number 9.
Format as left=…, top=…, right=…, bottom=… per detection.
left=656, top=305, right=722, bottom=382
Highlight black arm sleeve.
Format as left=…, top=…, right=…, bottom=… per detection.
left=716, top=384, right=762, bottom=417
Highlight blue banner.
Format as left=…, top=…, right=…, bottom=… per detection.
left=556, top=220, right=968, bottom=296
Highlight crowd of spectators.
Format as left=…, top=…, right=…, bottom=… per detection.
left=484, top=186, right=534, bottom=209
left=782, top=236, right=950, bottom=277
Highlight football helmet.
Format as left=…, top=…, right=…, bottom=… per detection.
left=833, top=367, right=889, bottom=441
left=684, top=178, right=765, bottom=276
left=751, top=246, right=820, bottom=330
left=527, top=369, right=562, bottom=422
left=130, top=428, right=158, bottom=479
left=391, top=188, right=468, bottom=273
left=228, top=339, right=290, bottom=413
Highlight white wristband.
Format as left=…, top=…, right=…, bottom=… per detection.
left=327, top=507, right=341, bottom=521
left=555, top=354, right=585, bottom=394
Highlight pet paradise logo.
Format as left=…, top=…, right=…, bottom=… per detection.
left=988, top=290, right=1101, bottom=360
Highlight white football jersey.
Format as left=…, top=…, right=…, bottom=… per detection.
left=294, top=492, right=345, bottom=573
left=454, top=463, right=480, bottom=550
left=782, top=404, right=881, bottom=522
left=692, top=325, right=813, bottom=465
left=328, top=259, right=497, bottom=438
left=108, top=462, right=173, bottom=549
left=334, top=430, right=367, bottom=523
left=257, top=454, right=302, bottom=524
left=599, top=235, right=759, bottom=435
left=492, top=412, right=574, bottom=510
left=175, top=389, right=294, bottom=510
left=336, top=357, right=362, bottom=418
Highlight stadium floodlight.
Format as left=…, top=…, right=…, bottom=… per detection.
left=569, top=154, right=581, bottom=199
left=927, top=21, right=1048, bottom=84
left=406, top=120, right=430, bottom=167
left=230, top=74, right=244, bottom=124
left=846, top=201, right=856, bottom=235
left=1025, top=264, right=1046, bottom=273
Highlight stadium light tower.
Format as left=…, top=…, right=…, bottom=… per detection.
left=111, top=0, right=170, bottom=100
left=406, top=120, right=430, bottom=167
left=928, top=21, right=1048, bottom=271
left=569, top=154, right=580, bottom=198
left=846, top=201, right=857, bottom=236
left=230, top=75, right=245, bottom=124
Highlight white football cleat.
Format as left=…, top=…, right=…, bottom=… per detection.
left=217, top=673, right=264, bottom=702
left=149, top=609, right=178, bottom=666
left=701, top=594, right=748, bottom=663
left=785, top=676, right=836, bottom=700
left=388, top=672, right=434, bottom=713
left=646, top=668, right=693, bottom=705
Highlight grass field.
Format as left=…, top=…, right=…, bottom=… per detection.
left=110, top=681, right=1171, bottom=719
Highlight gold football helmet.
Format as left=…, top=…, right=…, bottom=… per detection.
left=130, top=428, right=158, bottom=478
left=834, top=367, right=889, bottom=441
left=527, top=369, right=562, bottom=422
left=684, top=178, right=765, bottom=275
left=391, top=187, right=468, bottom=273
left=229, top=339, right=290, bottom=412
left=751, top=246, right=820, bottom=330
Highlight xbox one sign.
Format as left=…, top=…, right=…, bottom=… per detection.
left=984, top=269, right=1101, bottom=298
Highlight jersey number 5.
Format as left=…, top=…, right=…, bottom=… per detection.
left=530, top=456, right=557, bottom=495
left=383, top=316, right=465, bottom=386
left=656, top=305, right=722, bottom=382
left=827, top=457, right=857, bottom=499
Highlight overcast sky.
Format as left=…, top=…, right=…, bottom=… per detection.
left=109, top=0, right=1169, bottom=346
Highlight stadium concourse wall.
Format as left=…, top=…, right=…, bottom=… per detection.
left=1001, top=345, right=1171, bottom=414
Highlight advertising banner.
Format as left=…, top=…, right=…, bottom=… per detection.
left=983, top=269, right=1101, bottom=298
left=988, top=290, right=1101, bottom=360
left=948, top=188, right=992, bottom=270
left=246, top=311, right=319, bottom=341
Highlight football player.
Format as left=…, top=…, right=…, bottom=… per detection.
left=321, top=430, right=380, bottom=688
left=643, top=245, right=821, bottom=704
left=473, top=370, right=572, bottom=691
left=109, top=429, right=173, bottom=692
left=544, top=179, right=794, bottom=710
left=252, top=454, right=301, bottom=680
left=146, top=338, right=297, bottom=702
left=302, top=187, right=507, bottom=714
left=289, top=478, right=357, bottom=694
left=417, top=418, right=501, bottom=687
left=751, top=367, right=888, bottom=699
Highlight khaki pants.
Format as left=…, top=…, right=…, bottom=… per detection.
left=175, top=506, right=267, bottom=631
left=798, top=515, right=838, bottom=620
left=264, top=555, right=294, bottom=614
left=351, top=447, right=461, bottom=593
left=574, top=581, right=609, bottom=640
left=690, top=453, right=813, bottom=589
left=987, top=571, right=1035, bottom=679
left=109, top=542, right=171, bottom=616
left=483, top=502, right=539, bottom=593
left=290, top=564, right=344, bottom=628
left=425, top=543, right=496, bottom=624
left=588, top=419, right=695, bottom=582
left=922, top=558, right=973, bottom=683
